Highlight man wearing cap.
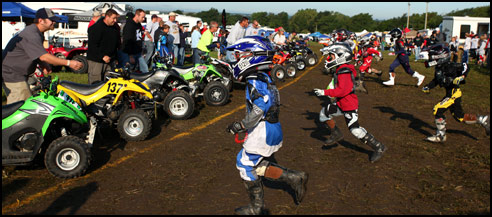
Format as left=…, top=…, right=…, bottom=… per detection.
left=165, top=12, right=180, bottom=65
left=88, top=10, right=101, bottom=29
left=2, top=8, right=83, bottom=104
left=143, top=14, right=159, bottom=67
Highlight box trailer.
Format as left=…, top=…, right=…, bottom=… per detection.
left=441, top=16, right=490, bottom=44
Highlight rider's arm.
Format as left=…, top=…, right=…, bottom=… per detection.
left=39, top=53, right=71, bottom=66
left=241, top=82, right=267, bottom=129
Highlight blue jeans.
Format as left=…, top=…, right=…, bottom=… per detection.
left=177, top=46, right=185, bottom=66
left=462, top=50, right=469, bottom=63
left=414, top=46, right=421, bottom=60
left=136, top=53, right=149, bottom=73
left=143, top=40, right=154, bottom=66
left=173, top=44, right=179, bottom=64
left=192, top=48, right=201, bottom=65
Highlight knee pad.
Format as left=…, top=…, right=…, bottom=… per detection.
left=350, top=127, right=367, bottom=139
left=254, top=160, right=270, bottom=177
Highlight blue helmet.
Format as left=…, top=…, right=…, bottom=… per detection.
left=226, top=36, right=275, bottom=80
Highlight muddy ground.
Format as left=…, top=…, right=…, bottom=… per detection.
left=2, top=49, right=490, bottom=215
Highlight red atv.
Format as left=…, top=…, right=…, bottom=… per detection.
left=45, top=36, right=88, bottom=74
left=271, top=45, right=298, bottom=81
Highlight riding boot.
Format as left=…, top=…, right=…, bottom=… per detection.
left=426, top=118, right=447, bottom=143
left=234, top=179, right=265, bottom=215
left=325, top=126, right=344, bottom=145
left=412, top=71, right=425, bottom=87
left=360, top=133, right=387, bottom=162
left=383, top=72, right=395, bottom=86
left=355, top=73, right=368, bottom=93
left=464, top=114, right=490, bottom=136
left=263, top=163, right=309, bottom=204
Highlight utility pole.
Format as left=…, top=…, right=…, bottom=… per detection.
left=424, top=2, right=429, bottom=30
left=407, top=2, right=410, bottom=29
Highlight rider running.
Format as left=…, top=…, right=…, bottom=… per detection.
left=421, top=44, right=490, bottom=142
left=355, top=39, right=383, bottom=93
left=383, top=28, right=425, bottom=87
left=313, top=43, right=388, bottom=162
left=227, top=70, right=308, bottom=214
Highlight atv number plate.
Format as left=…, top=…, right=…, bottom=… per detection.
left=107, top=82, right=126, bottom=94
left=237, top=58, right=251, bottom=71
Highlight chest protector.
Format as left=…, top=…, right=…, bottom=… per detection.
left=246, top=73, right=280, bottom=123
left=435, top=62, right=468, bottom=87
left=333, top=66, right=356, bottom=95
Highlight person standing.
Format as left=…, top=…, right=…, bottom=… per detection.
left=143, top=14, right=159, bottom=67
left=191, top=25, right=202, bottom=65
left=462, top=33, right=472, bottom=64
left=273, top=28, right=287, bottom=46
left=2, top=8, right=82, bottom=104
left=88, top=10, right=101, bottom=29
left=121, top=9, right=148, bottom=72
left=470, top=34, right=479, bottom=62
left=154, top=23, right=172, bottom=61
left=165, top=12, right=180, bottom=65
left=245, top=20, right=260, bottom=36
left=87, top=9, right=120, bottom=84
left=413, top=32, right=424, bottom=61
left=313, top=43, right=388, bottom=162
left=382, top=28, right=425, bottom=87
left=177, top=24, right=186, bottom=66
left=225, top=17, right=249, bottom=62
left=449, top=36, right=459, bottom=63
left=226, top=69, right=308, bottom=215
left=197, top=21, right=220, bottom=62
left=200, top=22, right=208, bottom=34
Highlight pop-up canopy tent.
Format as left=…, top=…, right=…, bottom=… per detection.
left=68, top=2, right=126, bottom=22
left=2, top=2, right=68, bottom=22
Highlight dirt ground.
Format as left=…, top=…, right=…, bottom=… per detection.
left=2, top=50, right=490, bottom=215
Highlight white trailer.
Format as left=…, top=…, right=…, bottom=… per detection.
left=441, top=16, right=490, bottom=44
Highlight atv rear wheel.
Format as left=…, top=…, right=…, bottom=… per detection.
left=285, top=63, right=298, bottom=78
left=296, top=58, right=307, bottom=71
left=71, top=55, right=88, bottom=74
left=204, top=81, right=229, bottom=106
left=117, top=109, right=152, bottom=142
left=44, top=135, right=91, bottom=179
left=163, top=90, right=195, bottom=120
left=271, top=65, right=286, bottom=81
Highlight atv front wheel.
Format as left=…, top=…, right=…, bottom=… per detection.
left=117, top=109, right=152, bottom=142
left=71, top=55, right=88, bottom=74
left=296, top=58, right=307, bottom=71
left=44, top=135, right=91, bottom=179
left=285, top=63, right=298, bottom=78
left=306, top=54, right=318, bottom=66
left=204, top=81, right=229, bottom=106
left=163, top=90, right=195, bottom=120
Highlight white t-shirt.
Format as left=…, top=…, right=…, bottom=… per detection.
left=273, top=34, right=286, bottom=45
left=144, top=21, right=159, bottom=42
left=464, top=37, right=472, bottom=50
left=166, top=20, right=180, bottom=44
left=471, top=37, right=479, bottom=49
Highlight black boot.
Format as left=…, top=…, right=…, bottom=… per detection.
left=264, top=163, right=309, bottom=204
left=355, top=80, right=368, bottom=93
left=234, top=179, right=265, bottom=215
left=325, top=126, right=344, bottom=145
left=360, top=133, right=387, bottom=162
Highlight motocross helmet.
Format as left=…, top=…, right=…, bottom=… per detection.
left=336, top=29, right=349, bottom=41
left=324, top=42, right=354, bottom=71
left=424, top=44, right=450, bottom=68
left=226, top=36, right=275, bottom=79
left=389, top=28, right=403, bottom=40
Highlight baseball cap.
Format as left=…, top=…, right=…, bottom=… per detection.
left=36, top=8, right=60, bottom=22
left=93, top=10, right=101, bottom=17
left=169, top=12, right=178, bottom=17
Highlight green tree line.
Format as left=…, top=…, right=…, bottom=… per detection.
left=167, top=5, right=489, bottom=33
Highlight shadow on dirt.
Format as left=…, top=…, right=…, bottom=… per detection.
left=2, top=178, right=29, bottom=201
left=28, top=182, right=98, bottom=215
left=374, top=106, right=477, bottom=140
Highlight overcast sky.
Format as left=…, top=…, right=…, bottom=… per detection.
left=121, top=2, right=490, bottom=20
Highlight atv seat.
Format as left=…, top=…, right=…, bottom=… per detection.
left=130, top=71, right=155, bottom=82
left=59, top=80, right=106, bottom=96
left=2, top=100, right=24, bottom=119
left=172, top=66, right=194, bottom=75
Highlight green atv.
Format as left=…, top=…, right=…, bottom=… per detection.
left=2, top=76, right=95, bottom=178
